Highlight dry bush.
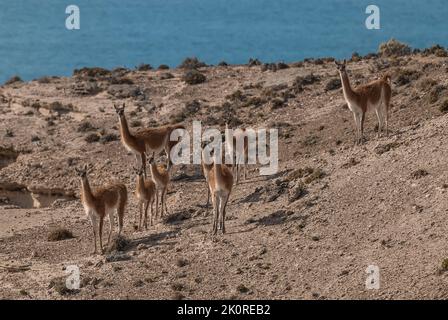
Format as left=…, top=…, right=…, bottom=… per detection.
left=4, top=75, right=23, bottom=86
left=440, top=100, right=448, bottom=114
left=106, top=235, right=130, bottom=253
left=136, top=63, right=152, bottom=71
left=47, top=227, right=74, bottom=241
left=325, top=78, right=342, bottom=91
left=179, top=57, right=206, bottom=69
left=85, top=133, right=100, bottom=143
left=394, top=69, right=420, bottom=86
left=183, top=70, right=206, bottom=85
left=378, top=39, right=411, bottom=57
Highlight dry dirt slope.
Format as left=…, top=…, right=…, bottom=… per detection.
left=1, top=50, right=448, bottom=299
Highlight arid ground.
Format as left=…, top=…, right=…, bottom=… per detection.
left=1, top=44, right=448, bottom=299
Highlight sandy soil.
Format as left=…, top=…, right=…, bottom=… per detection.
left=1, top=52, right=448, bottom=300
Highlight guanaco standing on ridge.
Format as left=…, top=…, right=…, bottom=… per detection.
left=134, top=164, right=156, bottom=230
left=75, top=165, right=127, bottom=254
left=225, top=123, right=249, bottom=184
left=335, top=60, right=392, bottom=144
left=146, top=152, right=171, bottom=219
left=114, top=103, right=185, bottom=175
left=207, top=149, right=234, bottom=235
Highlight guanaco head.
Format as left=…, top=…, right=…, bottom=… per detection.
left=334, top=59, right=347, bottom=72
left=74, top=164, right=89, bottom=179
left=113, top=103, right=126, bottom=117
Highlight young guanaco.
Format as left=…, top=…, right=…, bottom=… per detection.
left=146, top=153, right=171, bottom=219
left=207, top=151, right=234, bottom=235
left=134, top=164, right=156, bottom=230
left=75, top=165, right=127, bottom=254
left=335, top=60, right=392, bottom=144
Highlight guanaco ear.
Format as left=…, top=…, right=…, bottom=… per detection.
left=334, top=60, right=339, bottom=66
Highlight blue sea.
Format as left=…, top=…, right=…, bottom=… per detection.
left=0, top=0, right=447, bottom=82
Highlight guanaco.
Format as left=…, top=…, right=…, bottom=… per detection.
left=114, top=103, right=185, bottom=175
left=146, top=153, right=171, bottom=219
left=75, top=165, right=127, bottom=254
left=335, top=60, right=392, bottom=144
left=207, top=151, right=234, bottom=235
left=134, top=165, right=156, bottom=230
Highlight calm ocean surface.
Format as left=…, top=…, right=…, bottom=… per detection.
left=0, top=0, right=447, bottom=82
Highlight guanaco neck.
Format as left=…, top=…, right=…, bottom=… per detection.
left=80, top=176, right=95, bottom=205
left=339, top=70, right=356, bottom=102
left=118, top=114, right=137, bottom=145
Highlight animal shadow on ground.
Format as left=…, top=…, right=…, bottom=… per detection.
left=246, top=210, right=307, bottom=227
left=127, top=229, right=180, bottom=250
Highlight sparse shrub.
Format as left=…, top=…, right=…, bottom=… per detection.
left=304, top=168, right=325, bottom=184
left=288, top=182, right=307, bottom=203
left=158, top=64, right=170, bottom=70
left=182, top=69, right=206, bottom=85
left=325, top=78, right=342, bottom=91
left=110, top=77, right=134, bottom=85
left=4, top=75, right=23, bottom=86
left=276, top=62, right=289, bottom=70
left=136, top=63, right=152, bottom=71
left=159, top=72, right=174, bottom=80
left=378, top=39, right=411, bottom=57
left=303, top=135, right=318, bottom=146
left=47, top=101, right=74, bottom=114
left=47, top=227, right=74, bottom=241
left=130, top=120, right=142, bottom=127
left=351, top=52, right=361, bottom=62
left=31, top=135, right=40, bottom=142
left=77, top=121, right=96, bottom=132
left=395, top=69, right=420, bottom=86
left=100, top=133, right=119, bottom=144
left=428, top=85, right=446, bottom=104
left=270, top=98, right=285, bottom=110
left=293, top=73, right=320, bottom=90
left=36, top=76, right=52, bottom=84
left=439, top=100, right=448, bottom=114
left=411, top=169, right=429, bottom=179
left=248, top=58, right=262, bottom=67
left=236, top=284, right=249, bottom=294
left=179, top=57, right=206, bottom=69
left=106, top=235, right=130, bottom=253
left=73, top=67, right=110, bottom=78
left=85, top=133, right=100, bottom=143
left=417, top=77, right=438, bottom=91
left=176, top=258, right=189, bottom=267
left=218, top=61, right=228, bottom=67
left=442, top=258, right=448, bottom=271
left=422, top=44, right=448, bottom=57
left=171, top=283, right=185, bottom=291
left=5, top=128, right=14, bottom=137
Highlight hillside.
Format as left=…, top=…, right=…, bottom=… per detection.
left=1, top=47, right=448, bottom=299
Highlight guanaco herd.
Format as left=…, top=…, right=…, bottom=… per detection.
left=76, top=60, right=392, bottom=254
